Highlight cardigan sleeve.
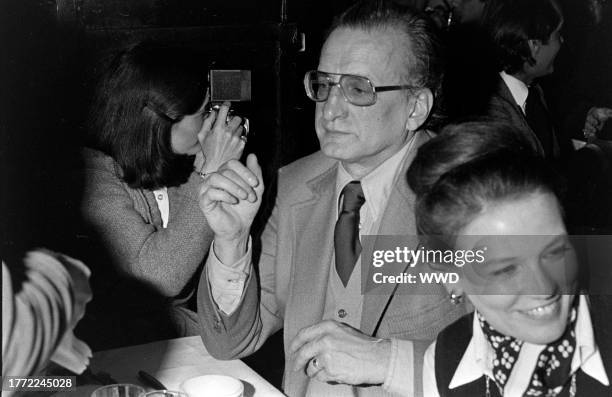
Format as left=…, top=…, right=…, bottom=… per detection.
left=81, top=150, right=214, bottom=297
left=2, top=251, right=91, bottom=382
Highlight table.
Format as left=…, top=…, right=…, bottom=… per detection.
left=88, top=336, right=285, bottom=397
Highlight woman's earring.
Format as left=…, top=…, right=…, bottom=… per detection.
left=450, top=293, right=463, bottom=305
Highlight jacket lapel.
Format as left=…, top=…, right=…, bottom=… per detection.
left=497, top=79, right=546, bottom=155
left=361, top=131, right=428, bottom=336
left=283, top=163, right=339, bottom=396
left=286, top=163, right=338, bottom=339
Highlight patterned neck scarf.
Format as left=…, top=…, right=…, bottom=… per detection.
left=477, top=300, right=578, bottom=396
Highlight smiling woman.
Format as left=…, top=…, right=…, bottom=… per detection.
left=407, top=120, right=612, bottom=396
left=79, top=40, right=245, bottom=348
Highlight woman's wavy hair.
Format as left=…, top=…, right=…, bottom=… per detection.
left=407, top=120, right=565, bottom=247
left=89, top=40, right=209, bottom=189
left=486, top=0, right=563, bottom=75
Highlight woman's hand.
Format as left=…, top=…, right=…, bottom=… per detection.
left=195, top=102, right=246, bottom=175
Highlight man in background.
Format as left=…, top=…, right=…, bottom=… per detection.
left=486, top=0, right=571, bottom=163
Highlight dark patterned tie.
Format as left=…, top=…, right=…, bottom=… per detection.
left=334, top=181, right=366, bottom=287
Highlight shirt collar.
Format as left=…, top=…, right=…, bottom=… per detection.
left=336, top=138, right=413, bottom=221
left=500, top=71, right=529, bottom=114
left=449, top=295, right=610, bottom=389
left=573, top=295, right=610, bottom=386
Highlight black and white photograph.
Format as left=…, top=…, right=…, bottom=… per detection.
left=2, top=0, right=611, bottom=396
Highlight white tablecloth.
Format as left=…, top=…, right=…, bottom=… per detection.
left=89, top=336, right=285, bottom=397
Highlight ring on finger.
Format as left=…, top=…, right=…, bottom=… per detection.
left=240, top=118, right=250, bottom=141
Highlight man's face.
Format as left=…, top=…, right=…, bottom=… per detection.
left=450, top=0, right=486, bottom=23
left=314, top=27, right=415, bottom=173
left=532, top=22, right=563, bottom=78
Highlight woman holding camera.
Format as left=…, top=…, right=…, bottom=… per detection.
left=80, top=40, right=245, bottom=345
left=409, top=122, right=611, bottom=396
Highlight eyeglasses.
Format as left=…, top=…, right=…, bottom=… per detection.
left=303, top=70, right=415, bottom=107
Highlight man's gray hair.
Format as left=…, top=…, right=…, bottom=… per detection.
left=327, top=0, right=444, bottom=95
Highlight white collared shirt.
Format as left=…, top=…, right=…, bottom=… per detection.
left=423, top=295, right=609, bottom=397
left=335, top=136, right=415, bottom=236
left=153, top=187, right=169, bottom=228
left=500, top=71, right=529, bottom=115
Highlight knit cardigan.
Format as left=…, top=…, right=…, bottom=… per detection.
left=80, top=148, right=214, bottom=338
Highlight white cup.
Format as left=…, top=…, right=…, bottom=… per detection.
left=180, top=375, right=243, bottom=397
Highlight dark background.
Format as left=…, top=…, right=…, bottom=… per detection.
left=4, top=0, right=612, bottom=299
left=2, top=0, right=611, bottom=388
left=1, top=0, right=349, bottom=258
left=0, top=0, right=361, bottom=387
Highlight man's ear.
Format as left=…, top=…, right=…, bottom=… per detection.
left=528, top=39, right=541, bottom=58
left=406, top=88, right=433, bottom=132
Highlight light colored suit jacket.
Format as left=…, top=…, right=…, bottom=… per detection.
left=198, top=131, right=467, bottom=397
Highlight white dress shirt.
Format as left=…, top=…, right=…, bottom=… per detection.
left=153, top=187, right=169, bottom=228
left=423, top=295, right=610, bottom=397
left=500, top=71, right=529, bottom=115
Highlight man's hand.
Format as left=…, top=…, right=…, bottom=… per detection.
left=289, top=320, right=392, bottom=386
left=583, top=107, right=612, bottom=141
left=198, top=154, right=263, bottom=263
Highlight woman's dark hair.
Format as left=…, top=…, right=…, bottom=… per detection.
left=327, top=0, right=445, bottom=129
left=89, top=40, right=209, bottom=189
left=407, top=120, right=564, bottom=245
left=487, top=0, right=563, bottom=74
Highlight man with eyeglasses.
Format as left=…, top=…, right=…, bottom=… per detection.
left=196, top=1, right=466, bottom=396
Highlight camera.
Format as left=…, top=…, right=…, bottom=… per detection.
left=210, top=70, right=251, bottom=102
left=208, top=69, right=251, bottom=137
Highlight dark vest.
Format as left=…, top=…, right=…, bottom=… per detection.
left=434, top=295, right=612, bottom=396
